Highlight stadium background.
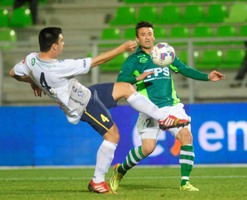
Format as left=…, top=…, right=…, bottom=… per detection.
left=0, top=0, right=247, bottom=167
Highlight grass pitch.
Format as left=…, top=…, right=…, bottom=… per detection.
left=0, top=166, right=247, bottom=200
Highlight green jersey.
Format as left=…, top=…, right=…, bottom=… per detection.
left=117, top=46, right=209, bottom=108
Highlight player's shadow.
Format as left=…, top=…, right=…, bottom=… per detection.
left=2, top=189, right=84, bottom=195
left=121, top=183, right=178, bottom=191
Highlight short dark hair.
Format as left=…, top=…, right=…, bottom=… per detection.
left=39, top=27, right=62, bottom=52
left=135, top=21, right=153, bottom=37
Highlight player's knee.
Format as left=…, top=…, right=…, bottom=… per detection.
left=104, top=124, right=120, bottom=144
left=125, top=82, right=135, bottom=91
left=110, top=125, right=120, bottom=142
left=113, top=82, right=136, bottom=100
left=142, top=143, right=156, bottom=156
left=177, top=128, right=192, bottom=145
left=120, top=82, right=136, bottom=96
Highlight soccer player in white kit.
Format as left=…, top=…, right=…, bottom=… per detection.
left=9, top=27, right=189, bottom=194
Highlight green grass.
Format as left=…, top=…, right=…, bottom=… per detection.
left=0, top=166, right=247, bottom=200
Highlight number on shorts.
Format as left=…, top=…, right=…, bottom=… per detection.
left=100, top=114, right=109, bottom=122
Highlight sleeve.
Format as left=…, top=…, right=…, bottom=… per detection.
left=13, top=56, right=31, bottom=76
left=170, top=57, right=209, bottom=81
left=116, top=57, right=138, bottom=84
left=59, top=58, right=92, bottom=77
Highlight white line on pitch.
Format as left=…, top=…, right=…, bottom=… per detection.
left=1, top=175, right=247, bottom=181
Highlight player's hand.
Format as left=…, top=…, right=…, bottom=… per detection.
left=136, top=71, right=154, bottom=81
left=208, top=70, right=225, bottom=82
left=30, top=82, right=42, bottom=97
left=124, top=40, right=137, bottom=52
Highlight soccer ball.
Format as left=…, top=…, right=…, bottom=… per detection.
left=151, top=42, right=176, bottom=67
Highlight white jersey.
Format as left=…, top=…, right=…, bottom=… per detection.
left=13, top=52, right=92, bottom=124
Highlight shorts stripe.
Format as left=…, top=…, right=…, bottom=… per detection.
left=84, top=110, right=109, bottom=132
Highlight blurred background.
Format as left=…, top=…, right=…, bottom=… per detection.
left=0, top=0, right=247, bottom=105
left=0, top=0, right=247, bottom=167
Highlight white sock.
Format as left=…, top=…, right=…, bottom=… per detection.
left=127, top=92, right=168, bottom=120
left=93, top=140, right=117, bottom=183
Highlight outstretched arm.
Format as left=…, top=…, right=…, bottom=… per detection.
left=91, top=40, right=137, bottom=67
left=10, top=68, right=32, bottom=83
left=208, top=70, right=225, bottom=82
left=9, top=68, right=43, bottom=97
left=173, top=57, right=225, bottom=82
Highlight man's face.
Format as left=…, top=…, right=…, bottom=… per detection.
left=52, top=34, right=64, bottom=56
left=136, top=27, right=155, bottom=52
left=56, top=34, right=64, bottom=54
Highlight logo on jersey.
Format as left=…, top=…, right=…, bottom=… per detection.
left=143, top=67, right=170, bottom=82
left=83, top=59, right=87, bottom=68
left=72, top=86, right=84, bottom=97
left=31, top=58, right=35, bottom=66
left=139, top=56, right=148, bottom=64
left=77, top=91, right=84, bottom=97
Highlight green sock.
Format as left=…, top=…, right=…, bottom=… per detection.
left=118, top=146, right=146, bottom=176
left=180, top=145, right=195, bottom=186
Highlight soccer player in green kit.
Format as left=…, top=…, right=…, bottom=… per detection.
left=110, top=21, right=225, bottom=192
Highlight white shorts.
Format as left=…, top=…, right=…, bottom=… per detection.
left=136, top=103, right=191, bottom=140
